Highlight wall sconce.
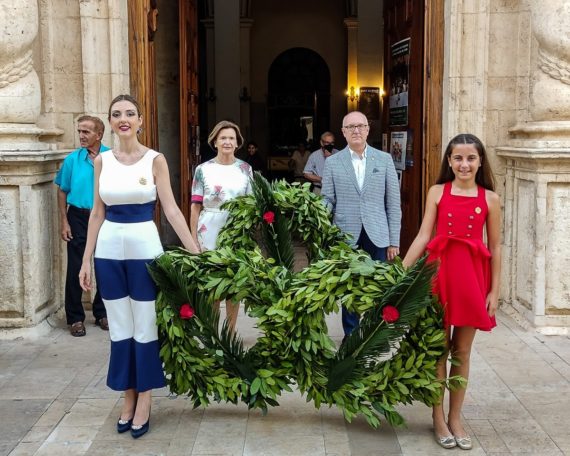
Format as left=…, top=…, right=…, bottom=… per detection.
left=208, top=88, right=216, bottom=102
left=346, top=86, right=360, bottom=102
left=239, top=86, right=251, bottom=102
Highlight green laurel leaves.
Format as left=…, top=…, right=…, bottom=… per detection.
left=149, top=173, right=451, bottom=427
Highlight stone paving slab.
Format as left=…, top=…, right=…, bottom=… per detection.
left=1, top=309, right=569, bottom=456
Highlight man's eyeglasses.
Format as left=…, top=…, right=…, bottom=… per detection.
left=342, top=124, right=369, bottom=132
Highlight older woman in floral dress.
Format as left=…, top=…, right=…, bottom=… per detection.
left=190, top=120, right=252, bottom=329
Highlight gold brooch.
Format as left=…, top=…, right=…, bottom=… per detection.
left=475, top=206, right=481, bottom=214
left=139, top=177, right=147, bottom=185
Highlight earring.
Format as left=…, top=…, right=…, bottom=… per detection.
left=137, top=127, right=142, bottom=134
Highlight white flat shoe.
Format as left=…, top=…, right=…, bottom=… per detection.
left=435, top=433, right=457, bottom=449
left=455, top=435, right=473, bottom=450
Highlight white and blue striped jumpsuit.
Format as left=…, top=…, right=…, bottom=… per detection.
left=94, top=150, right=165, bottom=392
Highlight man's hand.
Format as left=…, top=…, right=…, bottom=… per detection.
left=387, top=246, right=400, bottom=261
left=61, top=219, right=73, bottom=242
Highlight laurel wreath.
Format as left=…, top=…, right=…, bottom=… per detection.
left=149, top=173, right=464, bottom=428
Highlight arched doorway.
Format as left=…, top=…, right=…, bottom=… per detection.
left=267, top=48, right=330, bottom=178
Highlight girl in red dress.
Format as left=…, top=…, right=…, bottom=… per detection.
left=403, top=134, right=501, bottom=450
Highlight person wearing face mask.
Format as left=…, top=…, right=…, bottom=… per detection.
left=303, top=132, right=339, bottom=195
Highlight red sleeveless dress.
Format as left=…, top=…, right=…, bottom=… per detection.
left=426, top=182, right=496, bottom=331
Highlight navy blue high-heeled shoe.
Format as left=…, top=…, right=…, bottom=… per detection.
left=131, top=418, right=150, bottom=439
left=117, top=418, right=133, bottom=434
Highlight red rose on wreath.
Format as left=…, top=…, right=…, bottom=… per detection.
left=180, top=303, right=195, bottom=319
left=382, top=305, right=399, bottom=323
left=263, top=211, right=275, bottom=224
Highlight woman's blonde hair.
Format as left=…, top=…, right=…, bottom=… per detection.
left=207, top=120, right=244, bottom=150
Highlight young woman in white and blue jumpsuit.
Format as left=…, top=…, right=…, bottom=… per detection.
left=79, top=95, right=199, bottom=438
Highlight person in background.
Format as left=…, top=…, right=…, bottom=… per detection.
left=79, top=94, right=200, bottom=439
left=245, top=140, right=266, bottom=176
left=55, top=115, right=109, bottom=337
left=321, top=111, right=401, bottom=339
left=403, top=133, right=501, bottom=450
left=303, top=131, right=339, bottom=194
left=289, top=141, right=310, bottom=182
left=190, top=120, right=253, bottom=330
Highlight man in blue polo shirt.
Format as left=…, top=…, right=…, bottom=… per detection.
left=55, top=115, right=109, bottom=337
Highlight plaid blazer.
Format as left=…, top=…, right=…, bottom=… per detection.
left=321, top=145, right=401, bottom=248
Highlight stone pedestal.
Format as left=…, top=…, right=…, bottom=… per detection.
left=0, top=149, right=67, bottom=329
left=0, top=1, right=65, bottom=331
left=497, top=123, right=570, bottom=334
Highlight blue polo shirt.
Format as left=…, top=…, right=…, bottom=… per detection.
left=54, top=145, right=110, bottom=209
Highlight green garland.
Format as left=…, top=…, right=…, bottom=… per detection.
left=149, top=173, right=464, bottom=427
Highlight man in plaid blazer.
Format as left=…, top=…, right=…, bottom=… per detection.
left=322, top=111, right=401, bottom=337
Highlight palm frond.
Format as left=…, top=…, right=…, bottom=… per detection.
left=251, top=171, right=274, bottom=209
left=261, top=212, right=295, bottom=271
left=327, top=256, right=436, bottom=391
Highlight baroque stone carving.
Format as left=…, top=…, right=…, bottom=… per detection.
left=538, top=47, right=570, bottom=86
left=0, top=1, right=41, bottom=124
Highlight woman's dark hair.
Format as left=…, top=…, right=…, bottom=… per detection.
left=108, top=94, right=142, bottom=121
left=247, top=141, right=258, bottom=149
left=207, top=120, right=244, bottom=149
left=436, top=133, right=496, bottom=191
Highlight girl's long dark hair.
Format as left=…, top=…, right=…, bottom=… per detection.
left=436, top=133, right=496, bottom=191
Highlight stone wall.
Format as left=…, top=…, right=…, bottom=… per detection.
left=0, top=0, right=129, bottom=332
left=444, top=0, right=570, bottom=332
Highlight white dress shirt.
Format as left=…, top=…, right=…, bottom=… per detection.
left=350, top=147, right=367, bottom=190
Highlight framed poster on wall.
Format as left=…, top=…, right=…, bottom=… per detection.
left=358, top=87, right=380, bottom=120
left=389, top=38, right=411, bottom=126
left=390, top=131, right=407, bottom=170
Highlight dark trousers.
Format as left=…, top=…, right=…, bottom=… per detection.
left=65, top=206, right=106, bottom=324
left=342, top=228, right=387, bottom=336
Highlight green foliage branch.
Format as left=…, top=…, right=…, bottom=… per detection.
left=149, top=173, right=464, bottom=427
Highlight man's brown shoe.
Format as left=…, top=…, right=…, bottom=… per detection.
left=96, top=317, right=109, bottom=331
left=70, top=321, right=86, bottom=337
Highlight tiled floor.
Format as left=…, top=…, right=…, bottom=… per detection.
left=1, top=308, right=569, bottom=456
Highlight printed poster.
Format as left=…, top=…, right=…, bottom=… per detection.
left=389, top=38, right=411, bottom=126
left=390, top=131, right=407, bottom=171
left=358, top=87, right=380, bottom=120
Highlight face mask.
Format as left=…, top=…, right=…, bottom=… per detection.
left=323, top=144, right=334, bottom=152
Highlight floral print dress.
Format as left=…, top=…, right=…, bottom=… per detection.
left=191, top=159, right=252, bottom=250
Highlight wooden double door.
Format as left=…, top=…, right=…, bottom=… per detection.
left=128, top=0, right=444, bottom=249
left=127, top=0, right=199, bottom=223
left=383, top=0, right=444, bottom=252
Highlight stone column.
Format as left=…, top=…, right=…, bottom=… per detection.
left=239, top=18, right=254, bottom=140
left=497, top=1, right=570, bottom=334
left=0, top=1, right=65, bottom=332
left=214, top=0, right=240, bottom=122
left=202, top=18, right=217, bottom=129
left=0, top=0, right=42, bottom=150
left=344, top=18, right=359, bottom=110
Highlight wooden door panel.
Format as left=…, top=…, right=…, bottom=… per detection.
left=128, top=0, right=159, bottom=151
left=383, top=0, right=424, bottom=253
left=128, top=0, right=160, bottom=226
left=179, top=0, right=200, bottom=222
